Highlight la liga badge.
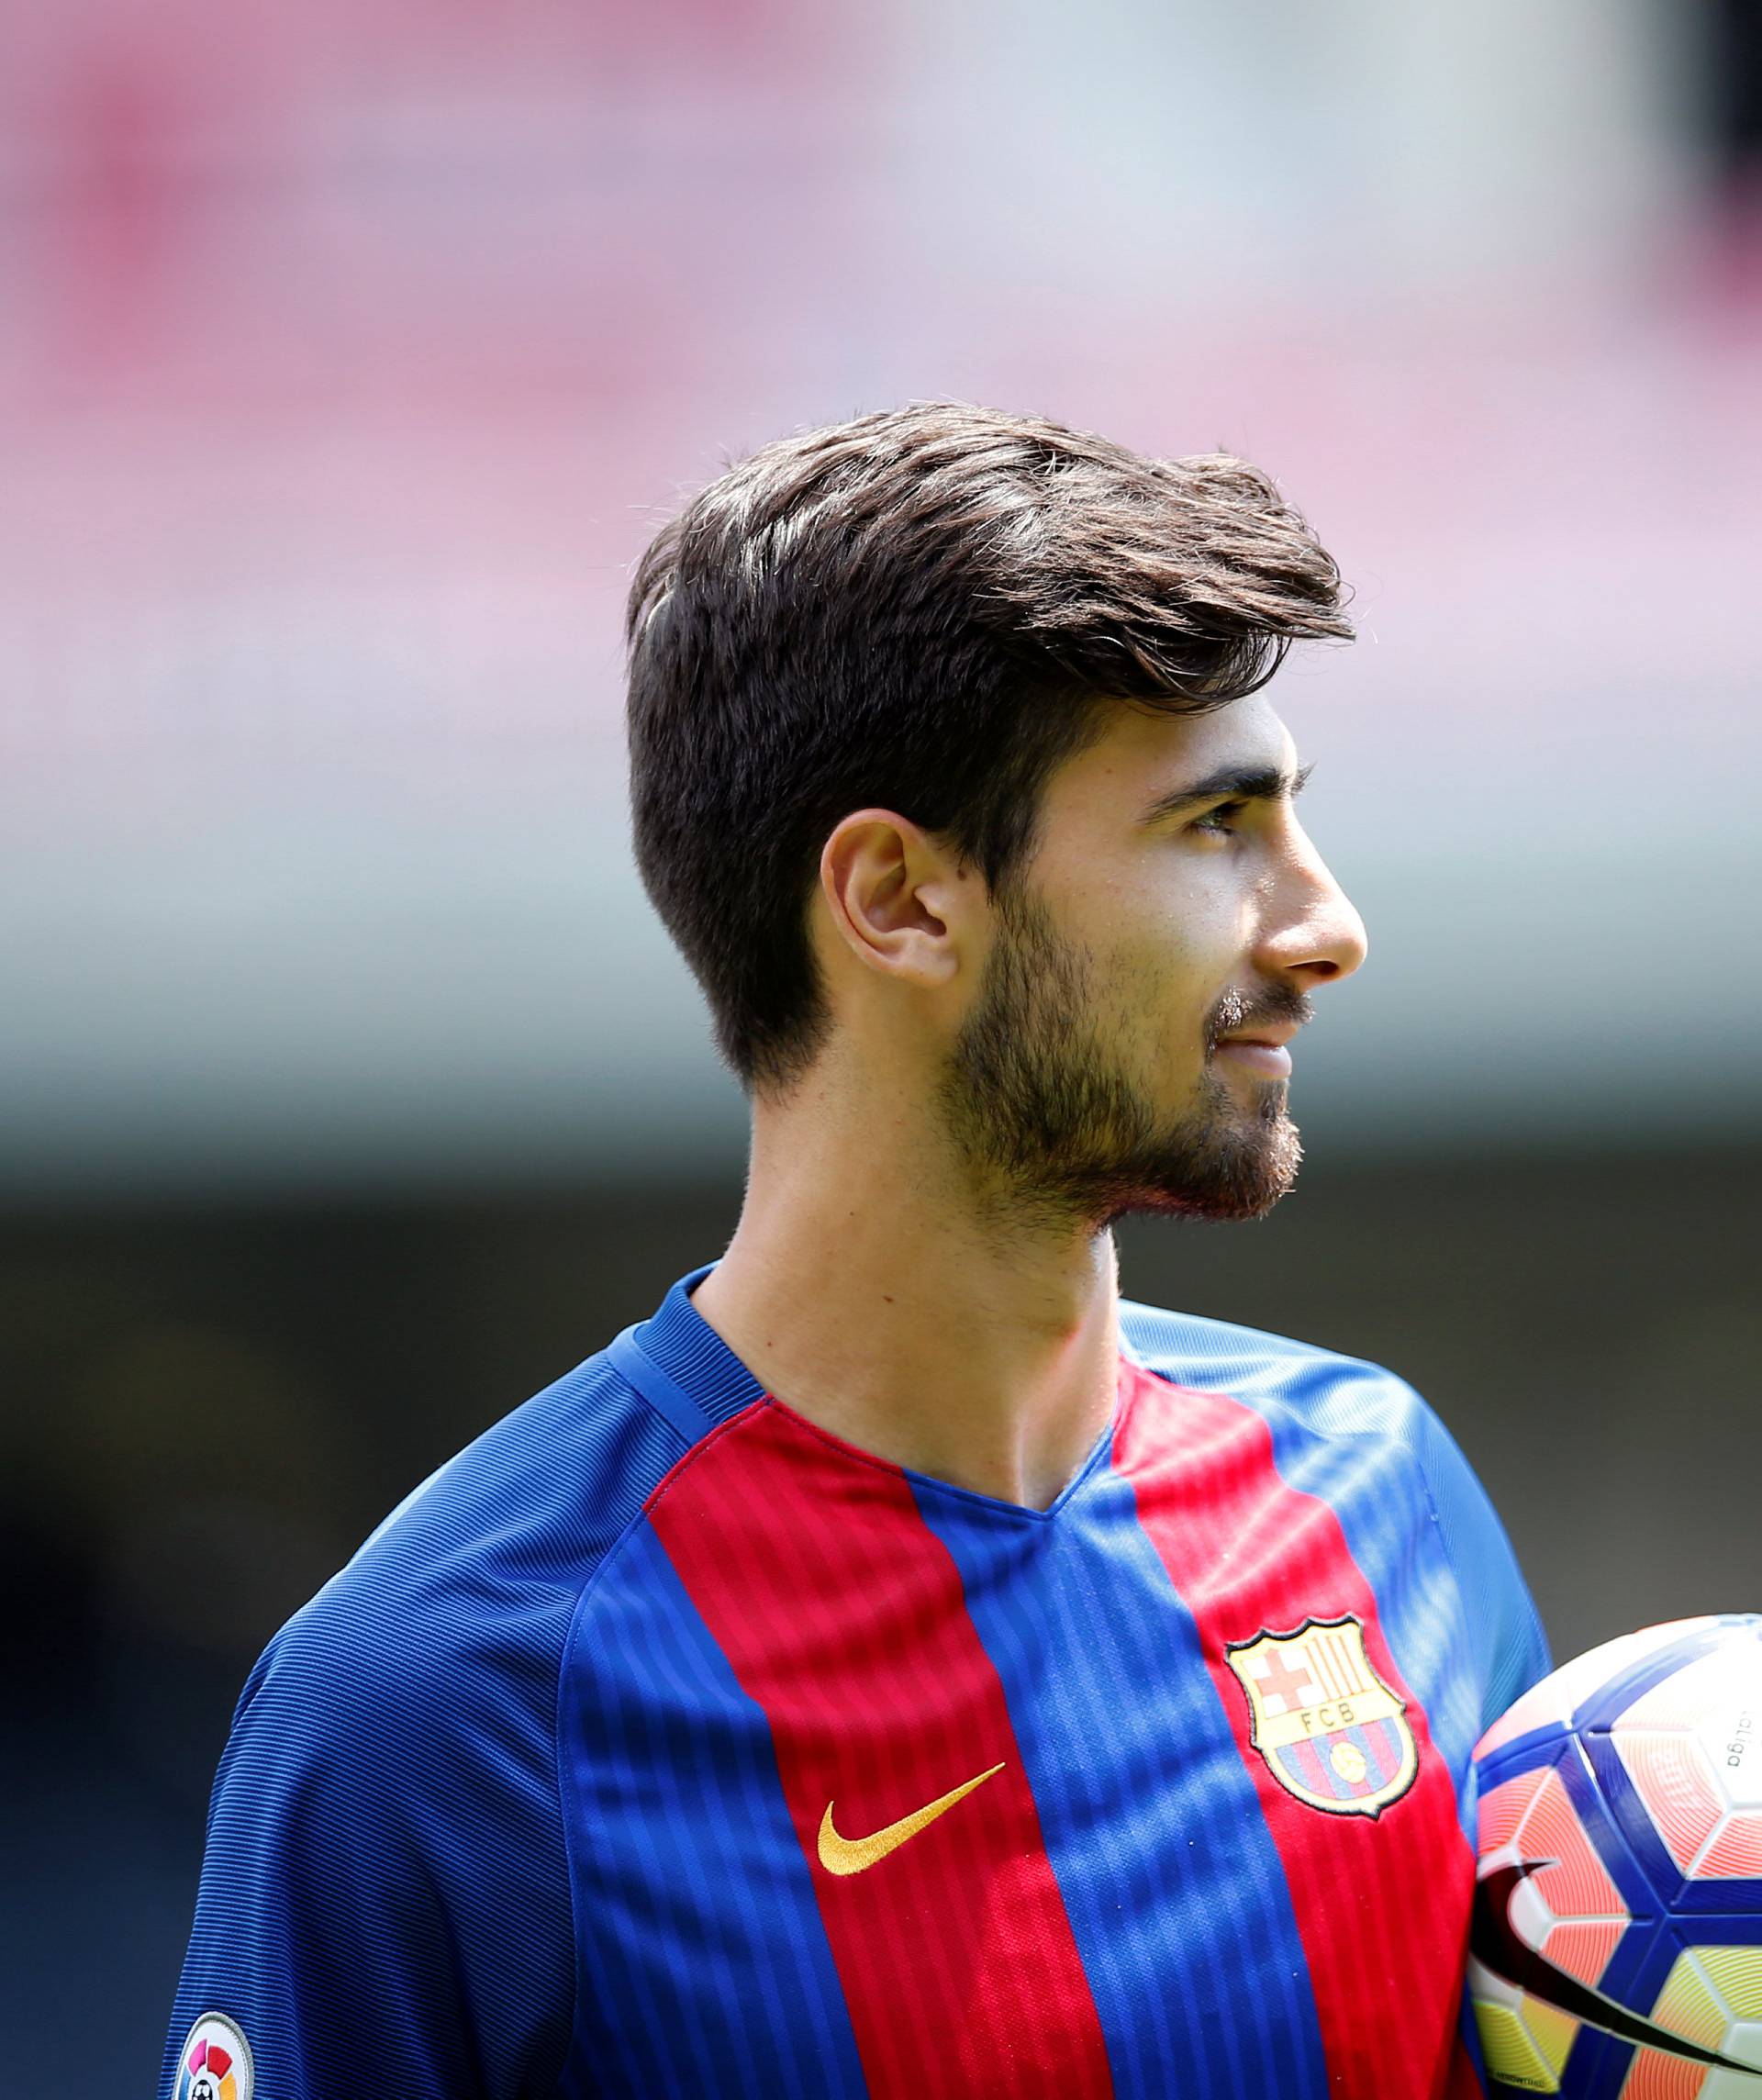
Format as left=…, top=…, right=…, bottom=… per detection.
left=174, top=2013, right=253, bottom=2100
left=1227, top=1614, right=1418, bottom=1816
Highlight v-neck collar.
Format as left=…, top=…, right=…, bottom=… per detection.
left=631, top=1262, right=1135, bottom=1520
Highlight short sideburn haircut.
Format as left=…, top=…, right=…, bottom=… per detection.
left=626, top=401, right=1352, bottom=1094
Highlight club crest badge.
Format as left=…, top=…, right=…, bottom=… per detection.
left=1226, top=1614, right=1419, bottom=1816
left=173, top=2013, right=253, bottom=2100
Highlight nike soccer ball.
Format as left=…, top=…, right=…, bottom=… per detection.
left=1469, top=1614, right=1762, bottom=2096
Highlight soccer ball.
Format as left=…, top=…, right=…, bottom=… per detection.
left=1469, top=1614, right=1762, bottom=2096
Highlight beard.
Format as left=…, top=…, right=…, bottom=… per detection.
left=939, top=881, right=1309, bottom=1232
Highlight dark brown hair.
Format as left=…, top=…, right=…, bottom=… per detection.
left=626, top=401, right=1350, bottom=1092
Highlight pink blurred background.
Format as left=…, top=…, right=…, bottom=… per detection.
left=5, top=0, right=1759, bottom=1192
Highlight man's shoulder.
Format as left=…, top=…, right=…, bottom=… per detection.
left=171, top=1351, right=675, bottom=2100
left=1119, top=1294, right=1431, bottom=1447
left=251, top=1342, right=686, bottom=1755
left=1121, top=1294, right=1551, bottom=1721
left=1118, top=1294, right=1533, bottom=1616
left=1125, top=1293, right=1469, bottom=1495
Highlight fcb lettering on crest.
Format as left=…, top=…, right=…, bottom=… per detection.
left=1226, top=1614, right=1419, bottom=1817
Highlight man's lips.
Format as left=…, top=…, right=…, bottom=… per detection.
left=1214, top=1022, right=1298, bottom=1078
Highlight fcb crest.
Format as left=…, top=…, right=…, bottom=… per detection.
left=1226, top=1614, right=1419, bottom=1817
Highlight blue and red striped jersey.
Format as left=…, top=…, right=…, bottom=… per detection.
left=161, top=1264, right=1548, bottom=2099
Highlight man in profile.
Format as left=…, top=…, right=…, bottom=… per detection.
left=162, top=403, right=1546, bottom=2099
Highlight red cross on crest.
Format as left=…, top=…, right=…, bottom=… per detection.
left=1245, top=1645, right=1319, bottom=1715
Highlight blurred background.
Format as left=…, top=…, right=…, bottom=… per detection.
left=2, top=0, right=1759, bottom=2086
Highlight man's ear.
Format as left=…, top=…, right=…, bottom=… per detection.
left=818, top=810, right=972, bottom=989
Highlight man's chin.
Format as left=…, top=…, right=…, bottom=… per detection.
left=1109, top=1112, right=1303, bottom=1226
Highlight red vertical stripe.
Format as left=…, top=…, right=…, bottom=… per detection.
left=1113, top=1362, right=1477, bottom=2099
left=645, top=1402, right=1113, bottom=2099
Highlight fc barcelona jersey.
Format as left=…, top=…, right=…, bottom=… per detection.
left=161, top=1264, right=1548, bottom=2099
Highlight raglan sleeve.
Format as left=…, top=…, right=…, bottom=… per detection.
left=1404, top=1393, right=1553, bottom=1733
left=158, top=1577, right=577, bottom=2100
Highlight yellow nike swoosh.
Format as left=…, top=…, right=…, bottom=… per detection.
left=817, top=1762, right=1006, bottom=1877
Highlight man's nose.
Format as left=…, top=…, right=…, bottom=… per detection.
left=1257, top=830, right=1368, bottom=987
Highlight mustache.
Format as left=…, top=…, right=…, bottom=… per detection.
left=1204, top=981, right=1314, bottom=1055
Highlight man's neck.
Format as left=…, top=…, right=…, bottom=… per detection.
left=687, top=1084, right=1123, bottom=1513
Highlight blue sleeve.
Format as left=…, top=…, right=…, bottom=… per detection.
left=1405, top=1398, right=1552, bottom=1731
left=159, top=1571, right=576, bottom=2100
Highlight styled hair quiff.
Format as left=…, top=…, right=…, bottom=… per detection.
left=626, top=401, right=1351, bottom=1093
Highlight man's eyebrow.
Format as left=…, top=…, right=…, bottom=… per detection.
left=1139, top=759, right=1313, bottom=825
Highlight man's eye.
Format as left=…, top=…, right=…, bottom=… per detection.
left=1193, top=799, right=1248, bottom=836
